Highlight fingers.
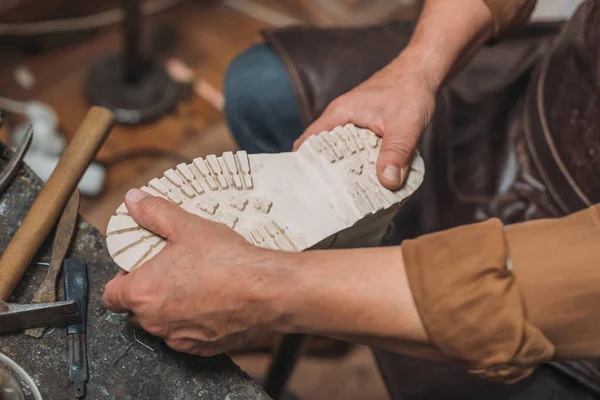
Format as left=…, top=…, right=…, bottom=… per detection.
left=376, top=130, right=417, bottom=190
left=293, top=99, right=351, bottom=151
left=124, top=189, right=190, bottom=240
left=103, top=271, right=132, bottom=313
left=166, top=338, right=230, bottom=357
left=293, top=118, right=340, bottom=150
left=103, top=250, right=170, bottom=319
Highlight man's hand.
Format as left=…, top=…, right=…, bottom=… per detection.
left=102, top=191, right=432, bottom=360
left=293, top=48, right=438, bottom=191
left=293, top=0, right=495, bottom=191
left=103, top=189, right=284, bottom=356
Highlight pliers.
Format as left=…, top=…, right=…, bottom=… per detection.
left=0, top=114, right=33, bottom=194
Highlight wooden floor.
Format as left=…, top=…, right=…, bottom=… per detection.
left=0, top=1, right=390, bottom=398
left=3, top=0, right=272, bottom=230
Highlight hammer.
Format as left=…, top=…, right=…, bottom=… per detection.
left=0, top=107, right=113, bottom=329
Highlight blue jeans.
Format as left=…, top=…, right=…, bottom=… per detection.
left=224, top=44, right=304, bottom=154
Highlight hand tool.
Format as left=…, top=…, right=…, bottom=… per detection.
left=64, top=258, right=88, bottom=398
left=0, top=299, right=78, bottom=333
left=0, top=122, right=33, bottom=194
left=0, top=106, right=113, bottom=301
left=24, top=190, right=80, bottom=338
left=0, top=257, right=87, bottom=332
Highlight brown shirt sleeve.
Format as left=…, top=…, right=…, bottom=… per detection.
left=482, top=0, right=537, bottom=37
left=402, top=204, right=600, bottom=382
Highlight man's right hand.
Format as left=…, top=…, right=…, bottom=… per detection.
left=293, top=0, right=495, bottom=191
left=293, top=47, right=438, bottom=191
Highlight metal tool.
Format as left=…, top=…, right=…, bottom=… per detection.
left=64, top=258, right=88, bottom=398
left=24, top=190, right=80, bottom=338
left=0, top=299, right=78, bottom=333
left=0, top=122, right=33, bottom=194
left=0, top=106, right=113, bottom=301
left=0, top=259, right=87, bottom=333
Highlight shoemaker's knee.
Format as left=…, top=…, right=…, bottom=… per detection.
left=224, top=43, right=300, bottom=150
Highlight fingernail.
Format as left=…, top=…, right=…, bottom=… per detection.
left=401, top=165, right=410, bottom=183
left=382, top=165, right=402, bottom=185
left=126, top=189, right=149, bottom=203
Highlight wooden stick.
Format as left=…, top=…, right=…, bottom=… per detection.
left=0, top=107, right=113, bottom=301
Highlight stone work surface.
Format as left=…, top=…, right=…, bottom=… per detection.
left=0, top=141, right=271, bottom=400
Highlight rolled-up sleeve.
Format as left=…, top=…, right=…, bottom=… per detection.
left=402, top=204, right=600, bottom=383
left=482, top=0, right=537, bottom=37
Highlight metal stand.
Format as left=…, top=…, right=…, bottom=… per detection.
left=263, top=334, right=307, bottom=400
left=88, top=0, right=178, bottom=124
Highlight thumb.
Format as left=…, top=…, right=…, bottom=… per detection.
left=124, top=189, right=188, bottom=240
left=376, top=131, right=416, bottom=191
left=103, top=271, right=132, bottom=313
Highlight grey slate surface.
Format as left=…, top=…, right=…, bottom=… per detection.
left=0, top=142, right=271, bottom=400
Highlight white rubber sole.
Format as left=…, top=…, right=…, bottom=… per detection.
left=106, top=124, right=425, bottom=271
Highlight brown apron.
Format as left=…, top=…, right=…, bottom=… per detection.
left=263, top=0, right=600, bottom=398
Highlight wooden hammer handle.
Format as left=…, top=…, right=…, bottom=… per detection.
left=0, top=107, right=113, bottom=301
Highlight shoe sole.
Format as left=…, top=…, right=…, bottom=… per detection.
left=105, top=124, right=425, bottom=271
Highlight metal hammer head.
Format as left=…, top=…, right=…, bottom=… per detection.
left=0, top=300, right=79, bottom=333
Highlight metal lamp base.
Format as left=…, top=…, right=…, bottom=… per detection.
left=88, top=53, right=179, bottom=124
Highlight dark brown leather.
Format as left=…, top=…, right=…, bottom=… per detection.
left=375, top=352, right=599, bottom=399
left=422, top=23, right=562, bottom=233
left=262, top=21, right=562, bottom=127
left=262, top=21, right=415, bottom=127
left=263, top=5, right=600, bottom=398
left=523, top=0, right=600, bottom=214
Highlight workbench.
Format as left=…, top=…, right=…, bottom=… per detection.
left=0, top=141, right=272, bottom=400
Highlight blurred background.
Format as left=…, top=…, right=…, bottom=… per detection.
left=0, top=0, right=582, bottom=398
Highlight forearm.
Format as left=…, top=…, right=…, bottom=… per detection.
left=264, top=246, right=443, bottom=360
left=258, top=204, right=600, bottom=383
left=506, top=205, right=600, bottom=360
left=385, top=0, right=495, bottom=90
left=401, top=204, right=600, bottom=382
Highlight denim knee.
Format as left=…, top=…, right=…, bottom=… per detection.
left=224, top=43, right=303, bottom=153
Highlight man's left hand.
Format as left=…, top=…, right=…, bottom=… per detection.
left=103, top=189, right=284, bottom=356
